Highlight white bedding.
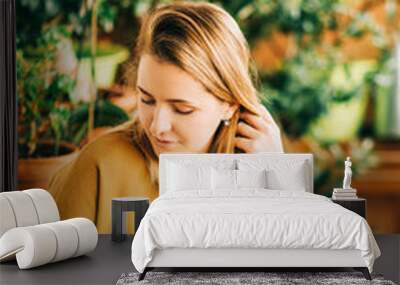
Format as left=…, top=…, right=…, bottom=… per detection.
left=131, top=189, right=380, bottom=273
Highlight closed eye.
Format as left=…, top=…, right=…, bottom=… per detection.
left=138, top=88, right=155, bottom=105
left=173, top=107, right=194, bottom=115
left=140, top=97, right=155, bottom=105
left=137, top=86, right=196, bottom=115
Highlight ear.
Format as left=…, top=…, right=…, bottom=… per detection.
left=221, top=103, right=239, bottom=120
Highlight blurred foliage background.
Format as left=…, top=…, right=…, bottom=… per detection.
left=16, top=0, right=400, bottom=232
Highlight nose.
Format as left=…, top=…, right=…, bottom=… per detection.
left=149, top=106, right=172, bottom=137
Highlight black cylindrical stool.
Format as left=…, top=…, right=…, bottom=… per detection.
left=111, top=197, right=149, bottom=242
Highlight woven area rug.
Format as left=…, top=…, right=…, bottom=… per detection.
left=116, top=271, right=395, bottom=285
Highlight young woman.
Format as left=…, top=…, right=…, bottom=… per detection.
left=48, top=2, right=283, bottom=233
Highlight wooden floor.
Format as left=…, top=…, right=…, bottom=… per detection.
left=0, top=234, right=399, bottom=285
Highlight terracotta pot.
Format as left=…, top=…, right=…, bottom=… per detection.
left=18, top=141, right=79, bottom=190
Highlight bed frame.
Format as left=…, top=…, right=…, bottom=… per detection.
left=139, top=248, right=371, bottom=280
left=139, top=154, right=372, bottom=281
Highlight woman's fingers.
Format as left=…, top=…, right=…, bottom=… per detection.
left=236, top=121, right=259, bottom=139
left=234, top=104, right=284, bottom=153
left=239, top=112, right=267, bottom=133
left=234, top=136, right=255, bottom=153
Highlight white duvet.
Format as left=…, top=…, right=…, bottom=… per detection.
left=131, top=189, right=380, bottom=273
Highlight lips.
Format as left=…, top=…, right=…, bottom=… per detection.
left=152, top=136, right=177, bottom=149
left=155, top=137, right=174, bottom=144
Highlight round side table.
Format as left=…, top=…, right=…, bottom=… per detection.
left=111, top=197, right=149, bottom=242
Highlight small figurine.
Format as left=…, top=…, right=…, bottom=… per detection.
left=342, top=157, right=353, bottom=190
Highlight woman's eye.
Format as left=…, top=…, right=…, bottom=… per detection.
left=140, top=98, right=155, bottom=105
left=174, top=107, right=194, bottom=115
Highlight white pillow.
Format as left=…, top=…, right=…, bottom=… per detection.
left=212, top=168, right=237, bottom=190
left=236, top=169, right=268, bottom=189
left=212, top=168, right=268, bottom=190
left=238, top=159, right=309, bottom=191
left=167, top=162, right=212, bottom=191
left=266, top=163, right=307, bottom=191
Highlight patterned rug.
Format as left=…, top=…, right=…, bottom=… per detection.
left=116, top=271, right=396, bottom=285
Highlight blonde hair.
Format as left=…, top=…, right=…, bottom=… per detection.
left=123, top=1, right=262, bottom=184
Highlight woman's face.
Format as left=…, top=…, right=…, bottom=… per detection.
left=136, top=54, right=234, bottom=156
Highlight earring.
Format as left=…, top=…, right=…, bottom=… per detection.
left=222, top=119, right=230, bottom=126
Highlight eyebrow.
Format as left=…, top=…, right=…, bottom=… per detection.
left=137, top=86, right=194, bottom=104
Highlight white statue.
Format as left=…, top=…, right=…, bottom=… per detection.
left=342, top=157, right=353, bottom=190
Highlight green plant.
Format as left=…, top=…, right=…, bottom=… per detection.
left=216, top=0, right=390, bottom=139
left=213, top=0, right=394, bottom=192
left=260, top=50, right=335, bottom=138
left=16, top=0, right=117, bottom=49
left=68, top=99, right=130, bottom=145
left=17, top=1, right=133, bottom=158
left=17, top=27, right=76, bottom=158
left=17, top=35, right=130, bottom=158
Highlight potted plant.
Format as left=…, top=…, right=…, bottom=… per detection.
left=17, top=27, right=79, bottom=190
left=308, top=60, right=376, bottom=143
left=76, top=0, right=131, bottom=140
left=16, top=1, right=134, bottom=190
left=17, top=0, right=129, bottom=100
left=74, top=41, right=129, bottom=89
left=70, top=0, right=129, bottom=100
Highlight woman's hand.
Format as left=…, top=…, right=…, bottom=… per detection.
left=235, top=104, right=284, bottom=153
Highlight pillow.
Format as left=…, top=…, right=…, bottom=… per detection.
left=212, top=168, right=237, bottom=190
left=266, top=163, right=307, bottom=191
left=236, top=169, right=268, bottom=189
left=212, top=168, right=268, bottom=190
left=167, top=162, right=212, bottom=191
left=237, top=159, right=309, bottom=191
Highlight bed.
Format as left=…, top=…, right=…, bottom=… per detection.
left=131, top=153, right=380, bottom=281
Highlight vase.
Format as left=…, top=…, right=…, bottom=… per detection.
left=308, top=60, right=375, bottom=143
left=18, top=141, right=79, bottom=190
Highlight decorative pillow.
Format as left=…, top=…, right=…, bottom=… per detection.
left=237, top=159, right=309, bottom=191
left=236, top=169, right=268, bottom=189
left=266, top=163, right=307, bottom=191
left=167, top=162, right=212, bottom=191
left=212, top=168, right=237, bottom=190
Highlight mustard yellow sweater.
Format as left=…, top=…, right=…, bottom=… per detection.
left=48, top=130, right=158, bottom=233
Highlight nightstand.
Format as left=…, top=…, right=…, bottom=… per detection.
left=111, top=197, right=149, bottom=242
left=331, top=197, right=366, bottom=218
